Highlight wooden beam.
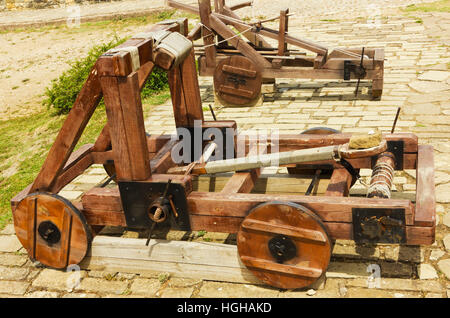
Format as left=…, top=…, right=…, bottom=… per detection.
left=198, top=0, right=217, bottom=68
left=212, top=13, right=328, bottom=56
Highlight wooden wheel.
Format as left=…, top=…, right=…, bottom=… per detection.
left=213, top=55, right=262, bottom=106
left=237, top=201, right=331, bottom=290
left=13, top=193, right=92, bottom=269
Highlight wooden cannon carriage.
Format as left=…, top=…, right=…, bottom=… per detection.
left=168, top=0, right=385, bottom=105
left=10, top=20, right=434, bottom=290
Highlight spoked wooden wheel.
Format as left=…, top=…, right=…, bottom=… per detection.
left=13, top=193, right=92, bottom=269
left=237, top=201, right=331, bottom=290
left=213, top=55, right=262, bottom=106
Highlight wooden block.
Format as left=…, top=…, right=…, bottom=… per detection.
left=80, top=235, right=261, bottom=284
left=415, top=145, right=435, bottom=227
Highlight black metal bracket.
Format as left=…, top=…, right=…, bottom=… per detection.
left=176, top=126, right=235, bottom=164
left=343, top=60, right=366, bottom=81
left=118, top=181, right=191, bottom=231
left=352, top=208, right=406, bottom=244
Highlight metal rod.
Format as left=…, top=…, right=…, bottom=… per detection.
left=391, top=107, right=401, bottom=134
left=100, top=173, right=116, bottom=188
left=305, top=169, right=322, bottom=196
left=209, top=104, right=217, bottom=121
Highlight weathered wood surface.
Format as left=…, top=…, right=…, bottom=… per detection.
left=415, top=145, right=435, bottom=227
left=80, top=235, right=262, bottom=284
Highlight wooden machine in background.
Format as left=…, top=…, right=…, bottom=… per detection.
left=168, top=0, right=385, bottom=105
left=9, top=19, right=434, bottom=290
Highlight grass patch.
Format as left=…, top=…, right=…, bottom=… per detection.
left=402, top=0, right=450, bottom=13
left=44, top=37, right=169, bottom=114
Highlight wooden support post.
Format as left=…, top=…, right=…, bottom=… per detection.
left=272, top=8, right=289, bottom=69
left=100, top=72, right=151, bottom=181
left=324, top=168, right=352, bottom=197
left=198, top=0, right=217, bottom=68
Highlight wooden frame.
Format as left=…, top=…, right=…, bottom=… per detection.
left=168, top=0, right=385, bottom=98
left=10, top=20, right=433, bottom=281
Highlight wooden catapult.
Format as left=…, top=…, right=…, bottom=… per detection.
left=10, top=19, right=434, bottom=290
left=168, top=0, right=385, bottom=105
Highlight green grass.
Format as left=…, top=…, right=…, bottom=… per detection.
left=402, top=0, right=450, bottom=12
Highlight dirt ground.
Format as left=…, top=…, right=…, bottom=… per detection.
left=0, top=23, right=152, bottom=119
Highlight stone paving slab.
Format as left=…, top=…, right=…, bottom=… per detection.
left=0, top=0, right=450, bottom=299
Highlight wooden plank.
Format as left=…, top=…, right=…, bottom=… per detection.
left=324, top=168, right=352, bottom=197
left=80, top=234, right=262, bottom=284
left=415, top=145, right=435, bottom=227
left=30, top=65, right=103, bottom=193
left=209, top=14, right=272, bottom=68
left=167, top=0, right=200, bottom=15
left=218, top=85, right=254, bottom=98
left=222, top=64, right=257, bottom=78
left=196, top=173, right=331, bottom=194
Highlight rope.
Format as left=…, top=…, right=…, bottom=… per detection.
left=199, top=24, right=254, bottom=49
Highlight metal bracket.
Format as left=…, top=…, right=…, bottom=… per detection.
left=118, top=181, right=191, bottom=230
left=343, top=60, right=366, bottom=81
left=352, top=208, right=406, bottom=244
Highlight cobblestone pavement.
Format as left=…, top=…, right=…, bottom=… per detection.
left=1, top=1, right=450, bottom=298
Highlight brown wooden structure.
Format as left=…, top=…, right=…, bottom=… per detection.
left=168, top=0, right=385, bottom=104
left=10, top=20, right=434, bottom=290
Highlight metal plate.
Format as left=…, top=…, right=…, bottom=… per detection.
left=352, top=208, right=406, bottom=244
left=118, top=181, right=191, bottom=230
left=176, top=126, right=235, bottom=164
